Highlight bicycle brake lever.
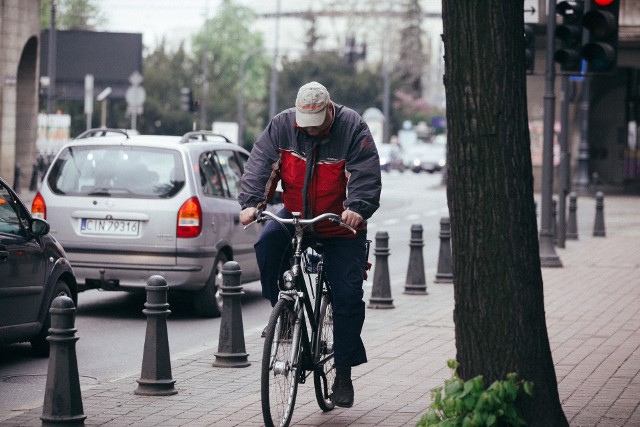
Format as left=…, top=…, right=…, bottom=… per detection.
left=243, top=210, right=265, bottom=229
left=329, top=217, right=357, bottom=234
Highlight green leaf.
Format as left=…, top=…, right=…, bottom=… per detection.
left=504, top=381, right=517, bottom=401
left=486, top=414, right=497, bottom=426
left=445, top=379, right=462, bottom=396
left=523, top=381, right=534, bottom=396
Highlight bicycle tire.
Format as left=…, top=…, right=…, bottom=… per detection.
left=313, top=293, right=336, bottom=411
left=261, top=298, right=301, bottom=427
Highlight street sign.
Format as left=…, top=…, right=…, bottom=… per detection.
left=125, top=71, right=146, bottom=117
left=125, top=86, right=146, bottom=109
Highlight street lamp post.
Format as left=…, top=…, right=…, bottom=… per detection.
left=540, top=0, right=562, bottom=267
left=237, top=49, right=262, bottom=148
left=268, top=0, right=281, bottom=119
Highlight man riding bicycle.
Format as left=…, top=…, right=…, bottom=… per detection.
left=238, top=81, right=382, bottom=408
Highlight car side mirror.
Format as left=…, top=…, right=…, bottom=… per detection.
left=30, top=218, right=50, bottom=236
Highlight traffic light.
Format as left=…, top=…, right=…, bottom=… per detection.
left=581, top=0, right=620, bottom=73
left=180, top=87, right=194, bottom=112
left=524, top=24, right=536, bottom=74
left=554, top=1, right=584, bottom=73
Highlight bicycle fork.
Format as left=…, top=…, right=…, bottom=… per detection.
left=269, top=293, right=304, bottom=378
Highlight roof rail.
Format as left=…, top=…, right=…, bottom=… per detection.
left=179, top=131, right=232, bottom=144
left=75, top=128, right=131, bottom=140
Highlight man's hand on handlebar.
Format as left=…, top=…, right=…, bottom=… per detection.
left=341, top=209, right=363, bottom=229
left=239, top=207, right=259, bottom=226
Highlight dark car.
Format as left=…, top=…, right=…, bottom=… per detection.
left=0, top=176, right=77, bottom=356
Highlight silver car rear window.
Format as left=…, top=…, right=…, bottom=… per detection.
left=47, top=145, right=185, bottom=198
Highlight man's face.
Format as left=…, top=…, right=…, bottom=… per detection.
left=302, top=104, right=333, bottom=136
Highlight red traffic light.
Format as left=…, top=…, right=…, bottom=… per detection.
left=581, top=0, right=619, bottom=73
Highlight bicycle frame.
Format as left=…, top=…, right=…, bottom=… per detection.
left=251, top=210, right=356, bottom=426
left=273, top=218, right=331, bottom=379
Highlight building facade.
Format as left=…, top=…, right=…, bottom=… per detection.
left=0, top=0, right=39, bottom=192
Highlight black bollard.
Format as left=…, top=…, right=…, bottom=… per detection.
left=593, top=191, right=606, bottom=237
left=404, top=224, right=427, bottom=295
left=434, top=217, right=454, bottom=284
left=567, top=192, right=578, bottom=240
left=41, top=296, right=86, bottom=426
left=134, top=275, right=177, bottom=396
left=552, top=198, right=558, bottom=245
left=368, top=231, right=394, bottom=309
left=212, top=261, right=250, bottom=368
left=13, top=164, right=21, bottom=194
left=30, top=163, right=39, bottom=191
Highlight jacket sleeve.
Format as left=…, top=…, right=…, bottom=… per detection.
left=343, top=120, right=382, bottom=220
left=238, top=116, right=283, bottom=210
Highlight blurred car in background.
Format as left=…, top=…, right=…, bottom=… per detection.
left=403, top=136, right=447, bottom=173
left=0, top=176, right=77, bottom=357
left=31, top=128, right=280, bottom=318
left=378, top=143, right=406, bottom=172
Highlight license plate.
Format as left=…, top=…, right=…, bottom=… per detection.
left=80, top=218, right=140, bottom=236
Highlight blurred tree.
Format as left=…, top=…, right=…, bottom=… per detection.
left=393, top=0, right=426, bottom=99
left=442, top=1, right=568, bottom=425
left=40, top=0, right=106, bottom=30
left=191, top=0, right=270, bottom=145
left=138, top=42, right=198, bottom=135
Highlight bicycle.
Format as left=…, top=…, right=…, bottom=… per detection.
left=245, top=210, right=357, bottom=427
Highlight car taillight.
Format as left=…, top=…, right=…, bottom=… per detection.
left=31, top=192, right=46, bottom=219
left=177, top=197, right=202, bottom=238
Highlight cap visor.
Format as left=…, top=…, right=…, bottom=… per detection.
left=296, top=109, right=326, bottom=127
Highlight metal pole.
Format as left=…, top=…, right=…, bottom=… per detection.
left=237, top=49, right=261, bottom=148
left=268, top=0, right=281, bottom=119
left=200, top=53, right=210, bottom=131
left=47, top=1, right=56, bottom=115
left=382, top=6, right=391, bottom=144
left=100, top=100, right=107, bottom=128
left=574, top=76, right=591, bottom=194
left=557, top=76, right=571, bottom=248
left=540, top=0, right=562, bottom=267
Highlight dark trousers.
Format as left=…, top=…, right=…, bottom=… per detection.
left=254, top=208, right=368, bottom=367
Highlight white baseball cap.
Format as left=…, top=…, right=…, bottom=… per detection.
left=295, top=81, right=330, bottom=127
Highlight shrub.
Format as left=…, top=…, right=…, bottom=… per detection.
left=416, top=359, right=534, bottom=427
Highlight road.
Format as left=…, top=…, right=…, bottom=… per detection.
left=0, top=170, right=448, bottom=420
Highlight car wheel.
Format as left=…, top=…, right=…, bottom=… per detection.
left=193, top=252, right=228, bottom=318
left=30, top=280, right=72, bottom=357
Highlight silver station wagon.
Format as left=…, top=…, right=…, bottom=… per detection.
left=32, top=129, right=273, bottom=317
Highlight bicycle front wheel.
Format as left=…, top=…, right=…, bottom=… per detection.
left=261, top=298, right=300, bottom=427
left=314, top=293, right=336, bottom=411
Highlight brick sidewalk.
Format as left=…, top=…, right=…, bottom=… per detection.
left=2, top=196, right=639, bottom=426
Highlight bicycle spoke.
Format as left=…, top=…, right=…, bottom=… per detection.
left=262, top=300, right=300, bottom=427
left=314, top=294, right=336, bottom=411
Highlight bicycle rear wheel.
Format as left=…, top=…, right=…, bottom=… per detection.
left=314, top=293, right=336, bottom=411
left=261, top=298, right=300, bottom=427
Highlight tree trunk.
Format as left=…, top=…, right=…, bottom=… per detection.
left=441, top=1, right=568, bottom=425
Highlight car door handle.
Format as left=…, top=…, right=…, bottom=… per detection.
left=0, top=250, right=8, bottom=262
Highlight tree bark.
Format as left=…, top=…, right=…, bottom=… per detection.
left=441, top=1, right=568, bottom=425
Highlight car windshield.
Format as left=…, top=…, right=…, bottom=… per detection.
left=47, top=145, right=185, bottom=198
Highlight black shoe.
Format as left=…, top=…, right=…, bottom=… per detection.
left=332, top=374, right=354, bottom=408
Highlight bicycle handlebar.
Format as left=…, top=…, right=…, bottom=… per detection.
left=244, top=210, right=357, bottom=234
